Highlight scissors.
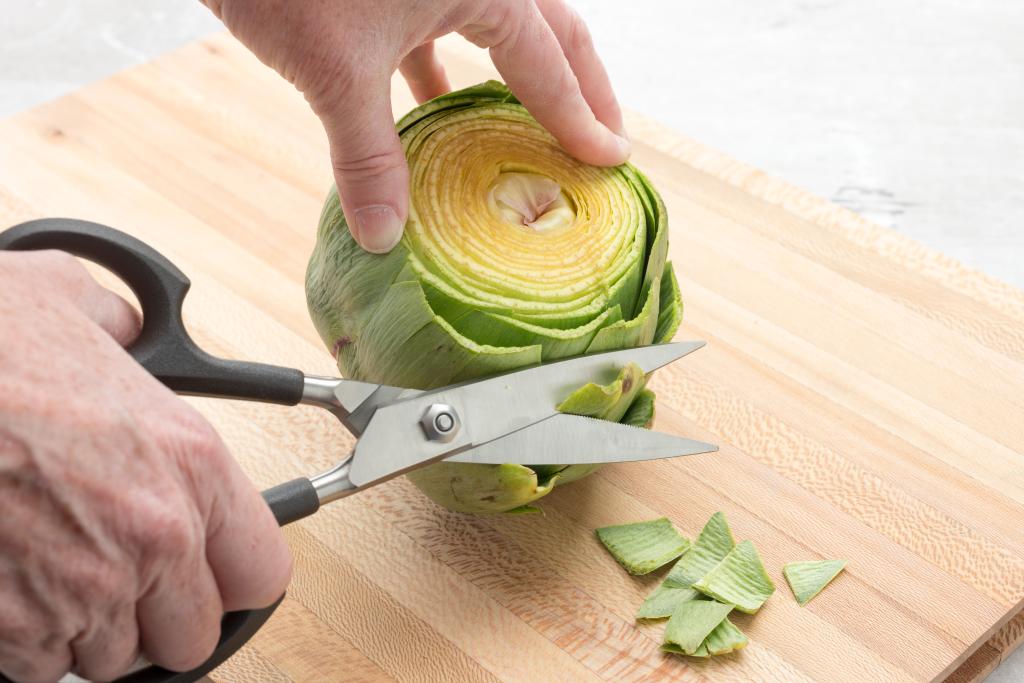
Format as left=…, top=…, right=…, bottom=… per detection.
left=0, top=218, right=717, bottom=683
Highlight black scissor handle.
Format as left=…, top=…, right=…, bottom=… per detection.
left=0, top=219, right=319, bottom=683
left=0, top=218, right=304, bottom=405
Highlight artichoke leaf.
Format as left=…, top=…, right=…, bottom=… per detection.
left=703, top=617, right=749, bottom=656
left=621, top=389, right=657, bottom=429
left=693, top=540, right=776, bottom=614
left=661, top=642, right=708, bottom=658
left=595, top=517, right=690, bottom=575
left=556, top=362, right=646, bottom=423
left=663, top=600, right=734, bottom=656
left=661, top=617, right=748, bottom=658
left=655, top=262, right=683, bottom=343
left=783, top=559, right=847, bottom=606
left=406, top=462, right=559, bottom=515
left=665, top=511, right=737, bottom=588
left=636, top=584, right=700, bottom=620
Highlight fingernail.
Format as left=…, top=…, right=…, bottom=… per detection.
left=354, top=205, right=403, bottom=253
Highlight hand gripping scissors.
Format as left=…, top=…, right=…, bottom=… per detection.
left=0, top=219, right=716, bottom=683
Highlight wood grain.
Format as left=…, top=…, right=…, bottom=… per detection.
left=1, top=32, right=1022, bottom=682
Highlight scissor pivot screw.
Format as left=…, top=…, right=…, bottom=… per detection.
left=421, top=403, right=460, bottom=443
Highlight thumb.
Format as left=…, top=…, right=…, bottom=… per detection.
left=317, top=78, right=409, bottom=254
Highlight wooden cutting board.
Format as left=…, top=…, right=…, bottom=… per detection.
left=1, top=32, right=1022, bottom=683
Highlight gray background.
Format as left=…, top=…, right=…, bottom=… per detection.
left=2, top=1, right=1022, bottom=680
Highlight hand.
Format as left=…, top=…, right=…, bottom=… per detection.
left=0, top=252, right=292, bottom=683
left=203, top=0, right=630, bottom=253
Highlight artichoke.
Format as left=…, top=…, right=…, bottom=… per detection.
left=306, top=81, right=682, bottom=513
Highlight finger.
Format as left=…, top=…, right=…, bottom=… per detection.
left=203, top=455, right=293, bottom=612
left=313, top=72, right=408, bottom=254
left=136, top=540, right=223, bottom=671
left=82, top=287, right=143, bottom=348
left=462, top=1, right=629, bottom=167
left=399, top=41, right=452, bottom=103
left=70, top=601, right=140, bottom=682
left=534, top=0, right=624, bottom=136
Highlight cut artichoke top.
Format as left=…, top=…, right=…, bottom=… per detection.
left=306, top=81, right=682, bottom=514
left=401, top=96, right=648, bottom=322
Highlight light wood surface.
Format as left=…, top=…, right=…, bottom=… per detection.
left=1, top=32, right=1022, bottom=683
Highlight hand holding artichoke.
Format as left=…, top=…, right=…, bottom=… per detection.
left=204, top=0, right=630, bottom=252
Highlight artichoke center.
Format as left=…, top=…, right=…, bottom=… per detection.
left=489, top=172, right=576, bottom=233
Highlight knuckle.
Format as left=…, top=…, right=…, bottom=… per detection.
left=298, top=48, right=369, bottom=116
left=466, top=0, right=526, bottom=49
left=563, top=9, right=593, bottom=53
left=150, top=510, right=197, bottom=557
left=522, top=66, right=576, bottom=114
left=144, top=407, right=230, bottom=526
left=303, top=62, right=356, bottom=110
left=493, top=9, right=525, bottom=51
left=181, top=419, right=226, bottom=463
left=331, top=148, right=407, bottom=181
left=158, top=408, right=227, bottom=465
left=130, top=493, right=201, bottom=559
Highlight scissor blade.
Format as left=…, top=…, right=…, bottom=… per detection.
left=348, top=342, right=705, bottom=488
left=446, top=414, right=718, bottom=465
left=342, top=384, right=423, bottom=436
left=303, top=378, right=423, bottom=437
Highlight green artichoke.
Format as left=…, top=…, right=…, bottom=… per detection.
left=306, top=81, right=682, bottom=513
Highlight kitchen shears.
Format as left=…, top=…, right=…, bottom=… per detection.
left=0, top=218, right=717, bottom=683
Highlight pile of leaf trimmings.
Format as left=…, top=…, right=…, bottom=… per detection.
left=596, top=513, right=846, bottom=658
